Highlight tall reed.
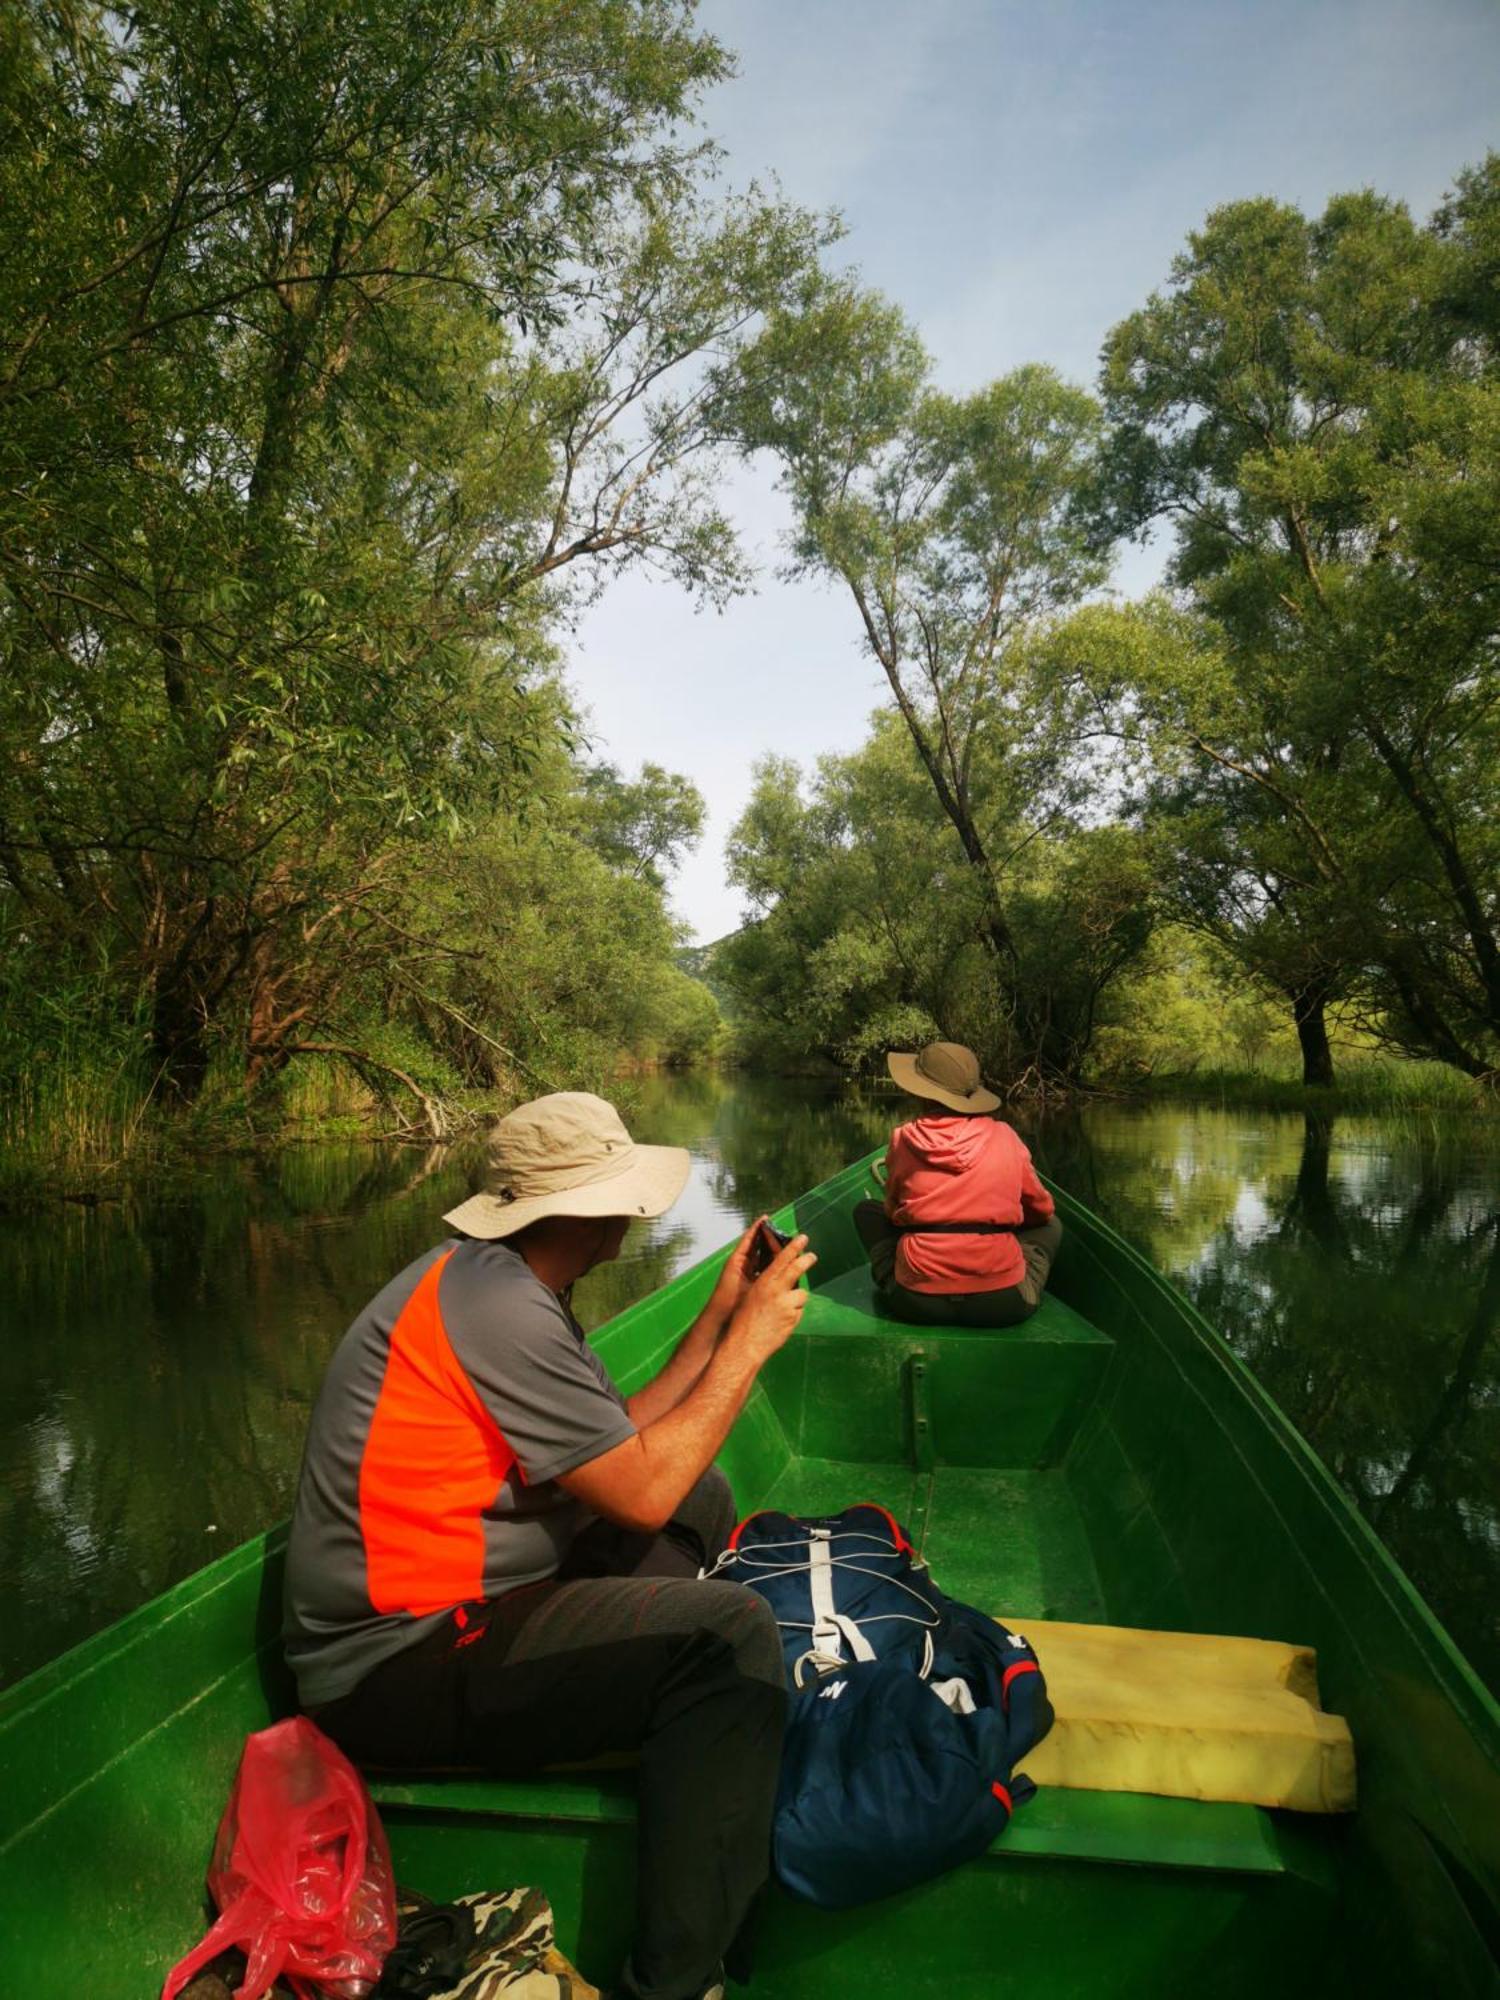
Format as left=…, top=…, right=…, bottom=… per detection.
left=1132, top=1055, right=1496, bottom=1118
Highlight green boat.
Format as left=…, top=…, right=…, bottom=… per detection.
left=3, top=1152, right=1498, bottom=1997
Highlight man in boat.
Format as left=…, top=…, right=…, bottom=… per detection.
left=283, top=1091, right=815, bottom=2000
left=855, top=1040, right=1061, bottom=1326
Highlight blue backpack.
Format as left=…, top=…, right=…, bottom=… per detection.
left=709, top=1502, right=1052, bottom=1908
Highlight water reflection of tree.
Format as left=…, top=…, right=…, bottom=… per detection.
left=1046, top=1107, right=1499, bottom=1692
left=618, top=1069, right=894, bottom=1227
left=706, top=1077, right=893, bottom=1219
left=626, top=1068, right=736, bottom=1148
left=571, top=1074, right=895, bottom=1321
left=0, top=1143, right=477, bottom=1687
left=1033, top=1105, right=1250, bottom=1272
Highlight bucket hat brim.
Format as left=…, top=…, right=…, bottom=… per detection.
left=442, top=1142, right=691, bottom=1240
left=887, top=1050, right=1000, bottom=1116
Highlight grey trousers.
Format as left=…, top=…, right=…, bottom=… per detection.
left=854, top=1200, right=1064, bottom=1327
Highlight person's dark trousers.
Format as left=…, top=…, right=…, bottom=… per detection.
left=556, top=1458, right=736, bottom=1582
left=311, top=1470, right=781, bottom=2000
left=853, top=1200, right=1064, bottom=1328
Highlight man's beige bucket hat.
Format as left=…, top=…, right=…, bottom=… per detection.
left=887, top=1040, right=1000, bottom=1116
left=443, top=1091, right=691, bottom=1240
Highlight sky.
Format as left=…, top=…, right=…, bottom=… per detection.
left=568, top=0, right=1500, bottom=943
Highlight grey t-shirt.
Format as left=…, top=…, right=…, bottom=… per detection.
left=283, top=1238, right=637, bottom=1707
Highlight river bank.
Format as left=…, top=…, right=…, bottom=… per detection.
left=1127, top=1059, right=1497, bottom=1120
left=4, top=1046, right=1495, bottom=1208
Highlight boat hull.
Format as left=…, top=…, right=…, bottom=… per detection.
left=2, top=1152, right=1497, bottom=1996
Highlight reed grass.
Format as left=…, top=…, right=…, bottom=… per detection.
left=1130, top=1055, right=1496, bottom=1118
left=0, top=1051, right=167, bottom=1196
left=0, top=1013, right=497, bottom=1201
left=272, top=1052, right=391, bottom=1133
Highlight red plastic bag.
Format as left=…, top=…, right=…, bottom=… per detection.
left=162, top=1716, right=396, bottom=2000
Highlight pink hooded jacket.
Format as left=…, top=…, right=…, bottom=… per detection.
left=884, top=1114, right=1054, bottom=1295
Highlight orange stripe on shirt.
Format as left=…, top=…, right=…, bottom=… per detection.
left=358, top=1250, right=517, bottom=1615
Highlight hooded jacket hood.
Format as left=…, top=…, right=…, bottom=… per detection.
left=898, top=1112, right=997, bottom=1177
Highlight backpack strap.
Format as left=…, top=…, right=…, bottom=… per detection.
left=792, top=1529, right=878, bottom=1686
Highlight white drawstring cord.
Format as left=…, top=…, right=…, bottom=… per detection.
left=708, top=1549, right=943, bottom=1632
left=713, top=1529, right=943, bottom=1681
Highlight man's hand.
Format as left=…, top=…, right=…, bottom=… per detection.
left=625, top=1216, right=809, bottom=1429
left=724, top=1231, right=815, bottom=1364
left=702, top=1215, right=766, bottom=1334
left=562, top=1229, right=816, bottom=1535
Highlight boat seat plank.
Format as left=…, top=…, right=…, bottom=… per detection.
left=365, top=1771, right=1289, bottom=1876
left=810, top=1265, right=1111, bottom=1346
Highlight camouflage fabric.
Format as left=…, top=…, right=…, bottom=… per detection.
left=378, top=1887, right=598, bottom=2000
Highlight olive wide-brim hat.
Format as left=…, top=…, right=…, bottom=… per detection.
left=887, top=1041, right=1001, bottom=1116
left=443, top=1091, right=691, bottom=1240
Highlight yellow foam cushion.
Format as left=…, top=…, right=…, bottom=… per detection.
left=1002, top=1616, right=1356, bottom=1814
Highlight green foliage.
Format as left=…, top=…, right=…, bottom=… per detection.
left=0, top=951, right=160, bottom=1188
left=717, top=273, right=1121, bottom=1082
left=576, top=762, right=707, bottom=887
left=0, top=0, right=807, bottom=1153
left=1094, top=167, right=1500, bottom=1083
left=368, top=770, right=722, bottom=1095
left=1087, top=928, right=1295, bottom=1082
left=718, top=726, right=1154, bottom=1085
left=634, top=962, right=726, bottom=1066
left=6, top=15, right=1494, bottom=1144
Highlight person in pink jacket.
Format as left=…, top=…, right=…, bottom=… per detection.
left=854, top=1040, right=1062, bottom=1327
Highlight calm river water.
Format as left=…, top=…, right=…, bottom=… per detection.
left=3, top=1072, right=1495, bottom=1693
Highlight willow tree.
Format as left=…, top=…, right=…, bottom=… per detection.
left=0, top=0, right=831, bottom=1104
left=1098, top=167, right=1500, bottom=1080
left=1035, top=595, right=1386, bottom=1087
left=720, top=725, right=1153, bottom=1082
left=717, top=281, right=1136, bottom=1084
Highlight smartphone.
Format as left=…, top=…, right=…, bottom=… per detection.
left=745, top=1217, right=792, bottom=1279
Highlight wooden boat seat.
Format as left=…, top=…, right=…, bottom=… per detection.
left=809, top=1262, right=1108, bottom=1343
left=365, top=1766, right=1294, bottom=1878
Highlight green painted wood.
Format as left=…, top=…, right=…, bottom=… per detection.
left=2, top=1146, right=1498, bottom=1996
left=764, top=1278, right=1114, bottom=1471
left=373, top=1813, right=1314, bottom=2000
left=907, top=1350, right=936, bottom=1473
left=367, top=1771, right=1288, bottom=1875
